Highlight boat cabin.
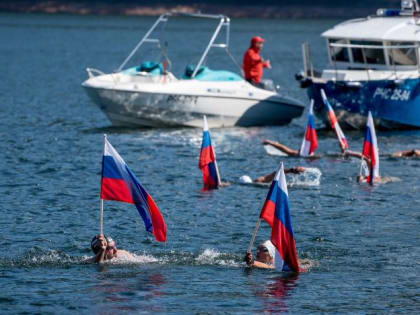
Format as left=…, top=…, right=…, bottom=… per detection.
left=322, top=0, right=420, bottom=71
left=326, top=38, right=418, bottom=70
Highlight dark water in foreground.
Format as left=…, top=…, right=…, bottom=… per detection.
left=1, top=13, right=420, bottom=313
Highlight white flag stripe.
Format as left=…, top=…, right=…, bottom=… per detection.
left=203, top=115, right=209, bottom=131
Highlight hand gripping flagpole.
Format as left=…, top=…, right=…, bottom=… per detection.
left=99, top=134, right=106, bottom=235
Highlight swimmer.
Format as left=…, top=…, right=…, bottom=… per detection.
left=254, top=167, right=306, bottom=183
left=391, top=149, right=420, bottom=158
left=244, top=240, right=313, bottom=270
left=262, top=139, right=321, bottom=158
left=244, top=240, right=277, bottom=269
left=342, top=149, right=369, bottom=161
left=356, top=175, right=399, bottom=184
left=343, top=148, right=420, bottom=159
left=90, top=234, right=134, bottom=263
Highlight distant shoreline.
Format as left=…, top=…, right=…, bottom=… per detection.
left=0, top=1, right=379, bottom=19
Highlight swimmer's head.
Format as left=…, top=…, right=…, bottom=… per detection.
left=105, top=236, right=116, bottom=249
left=105, top=236, right=117, bottom=259
left=239, top=175, right=252, bottom=184
left=256, top=240, right=275, bottom=264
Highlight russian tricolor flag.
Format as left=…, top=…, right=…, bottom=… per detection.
left=321, top=89, right=348, bottom=150
left=259, top=163, right=300, bottom=272
left=101, top=136, right=167, bottom=242
left=362, top=111, right=379, bottom=184
left=299, top=100, right=318, bottom=157
left=198, top=116, right=221, bottom=190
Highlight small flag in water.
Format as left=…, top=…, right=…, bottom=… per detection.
left=259, top=163, right=300, bottom=272
left=362, top=111, right=379, bottom=184
left=101, top=136, right=167, bottom=242
left=198, top=116, right=220, bottom=190
left=299, top=100, right=318, bottom=156
left=321, top=89, right=348, bottom=150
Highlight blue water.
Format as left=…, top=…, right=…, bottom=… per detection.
left=1, top=13, right=420, bottom=313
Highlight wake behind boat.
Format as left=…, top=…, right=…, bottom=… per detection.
left=82, top=12, right=304, bottom=128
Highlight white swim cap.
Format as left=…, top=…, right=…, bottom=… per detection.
left=261, top=240, right=276, bottom=259
left=239, top=175, right=252, bottom=184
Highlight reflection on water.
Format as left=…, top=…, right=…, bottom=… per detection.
left=247, top=270, right=299, bottom=313
left=92, top=270, right=166, bottom=313
left=260, top=275, right=299, bottom=313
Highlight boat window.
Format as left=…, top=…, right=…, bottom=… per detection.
left=350, top=41, right=386, bottom=65
left=328, top=39, right=350, bottom=62
left=388, top=42, right=417, bottom=66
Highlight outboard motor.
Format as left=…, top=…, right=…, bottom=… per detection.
left=259, top=79, right=276, bottom=92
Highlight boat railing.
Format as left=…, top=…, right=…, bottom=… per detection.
left=329, top=42, right=418, bottom=50
left=191, top=16, right=231, bottom=78
left=117, top=13, right=170, bottom=72
left=86, top=67, right=106, bottom=78
left=115, top=12, right=238, bottom=79
left=301, top=41, right=315, bottom=78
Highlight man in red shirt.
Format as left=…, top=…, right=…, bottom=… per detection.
left=242, top=36, right=271, bottom=87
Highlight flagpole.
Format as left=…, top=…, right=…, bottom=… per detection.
left=214, top=159, right=222, bottom=187
left=100, top=134, right=106, bottom=235
left=358, top=158, right=364, bottom=177
left=334, top=128, right=343, bottom=151
left=247, top=218, right=262, bottom=253
left=99, top=199, right=103, bottom=235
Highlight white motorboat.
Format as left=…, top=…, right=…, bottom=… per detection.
left=82, top=13, right=304, bottom=128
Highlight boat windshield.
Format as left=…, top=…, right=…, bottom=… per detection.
left=350, top=40, right=386, bottom=65
left=329, top=38, right=350, bottom=62
left=327, top=38, right=419, bottom=68
left=388, top=42, right=417, bottom=66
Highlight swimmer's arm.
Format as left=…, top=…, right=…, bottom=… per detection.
left=262, top=139, right=299, bottom=156
left=285, top=167, right=305, bottom=174
left=254, top=171, right=275, bottom=183
left=251, top=261, right=274, bottom=269
left=244, top=252, right=274, bottom=269
left=343, top=150, right=363, bottom=159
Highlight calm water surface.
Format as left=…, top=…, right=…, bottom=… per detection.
left=0, top=13, right=419, bottom=313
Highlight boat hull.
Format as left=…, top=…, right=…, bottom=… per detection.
left=307, top=78, right=420, bottom=129
left=83, top=85, right=304, bottom=128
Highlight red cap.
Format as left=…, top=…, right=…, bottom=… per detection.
left=251, top=36, right=265, bottom=45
